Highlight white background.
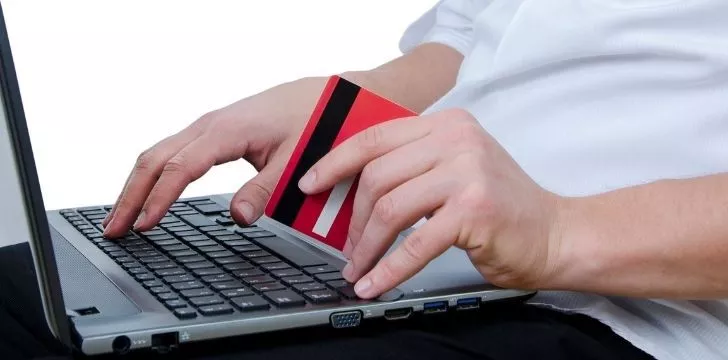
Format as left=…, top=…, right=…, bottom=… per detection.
left=1, top=1, right=436, bottom=246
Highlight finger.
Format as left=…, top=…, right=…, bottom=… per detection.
left=131, top=133, right=234, bottom=231
left=298, top=115, right=432, bottom=194
left=344, top=168, right=453, bottom=283
left=103, top=127, right=202, bottom=237
left=347, top=136, right=441, bottom=257
left=230, top=155, right=286, bottom=225
left=354, top=208, right=459, bottom=299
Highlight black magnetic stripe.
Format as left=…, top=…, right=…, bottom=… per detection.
left=271, top=78, right=360, bottom=226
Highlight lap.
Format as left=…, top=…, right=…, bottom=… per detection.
left=0, top=243, right=653, bottom=360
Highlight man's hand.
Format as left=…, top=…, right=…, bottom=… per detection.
left=299, top=109, right=564, bottom=298
left=102, top=77, right=328, bottom=237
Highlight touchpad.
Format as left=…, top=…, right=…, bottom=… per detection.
left=51, top=230, right=139, bottom=318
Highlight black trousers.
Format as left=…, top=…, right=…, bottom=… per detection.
left=0, top=243, right=654, bottom=360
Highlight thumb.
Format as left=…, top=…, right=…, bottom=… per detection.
left=230, top=161, right=283, bottom=226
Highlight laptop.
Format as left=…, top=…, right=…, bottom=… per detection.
left=0, top=5, right=535, bottom=356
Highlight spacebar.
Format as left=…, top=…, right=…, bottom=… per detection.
left=253, top=237, right=327, bottom=267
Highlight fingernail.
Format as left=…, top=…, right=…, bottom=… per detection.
left=240, top=201, right=254, bottom=224
left=342, top=262, right=354, bottom=280
left=132, top=211, right=146, bottom=230
left=298, top=170, right=316, bottom=192
left=354, top=277, right=372, bottom=297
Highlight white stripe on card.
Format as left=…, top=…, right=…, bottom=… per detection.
left=312, top=177, right=355, bottom=237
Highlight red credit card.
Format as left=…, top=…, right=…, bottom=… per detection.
left=264, top=75, right=417, bottom=251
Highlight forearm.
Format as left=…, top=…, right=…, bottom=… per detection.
left=341, top=43, right=463, bottom=113
left=549, top=173, right=728, bottom=299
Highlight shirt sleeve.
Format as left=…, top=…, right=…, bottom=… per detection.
left=399, top=0, right=492, bottom=56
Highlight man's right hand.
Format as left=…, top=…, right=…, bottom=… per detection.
left=102, top=77, right=328, bottom=238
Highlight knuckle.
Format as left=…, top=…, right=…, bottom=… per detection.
left=358, top=126, right=383, bottom=154
left=135, top=149, right=158, bottom=171
left=359, top=163, right=381, bottom=195
left=377, top=260, right=399, bottom=282
left=457, top=183, right=491, bottom=212
left=401, top=234, right=426, bottom=263
left=246, top=179, right=272, bottom=202
left=162, top=156, right=190, bottom=180
left=372, top=195, right=396, bottom=226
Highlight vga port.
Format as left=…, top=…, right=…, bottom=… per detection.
left=330, top=310, right=362, bottom=328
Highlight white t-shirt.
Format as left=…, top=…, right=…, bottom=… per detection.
left=400, top=1, right=728, bottom=359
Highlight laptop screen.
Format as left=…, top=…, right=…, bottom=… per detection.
left=0, top=3, right=72, bottom=345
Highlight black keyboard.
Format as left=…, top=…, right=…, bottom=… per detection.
left=60, top=198, right=357, bottom=320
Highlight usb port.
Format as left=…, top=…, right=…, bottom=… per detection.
left=456, top=297, right=480, bottom=311
left=423, top=301, right=448, bottom=314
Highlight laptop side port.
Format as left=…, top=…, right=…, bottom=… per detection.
left=151, top=332, right=179, bottom=354
left=423, top=301, right=449, bottom=314
left=384, top=307, right=413, bottom=321
left=330, top=310, right=363, bottom=328
left=456, top=297, right=480, bottom=311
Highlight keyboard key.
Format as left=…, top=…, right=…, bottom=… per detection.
left=254, top=237, right=327, bottom=267
left=165, top=299, right=188, bottom=309
left=194, top=203, right=226, bottom=215
left=241, top=250, right=270, bottom=258
left=234, top=226, right=261, bottom=234
left=177, top=230, right=202, bottom=237
left=223, top=262, right=253, bottom=271
left=189, top=199, right=215, bottom=205
left=232, top=245, right=261, bottom=253
left=126, top=245, right=154, bottom=252
left=135, top=273, right=155, bottom=281
left=197, top=245, right=226, bottom=253
left=271, top=269, right=302, bottom=278
left=328, top=280, right=358, bottom=299
left=253, top=282, right=286, bottom=292
left=200, top=225, right=225, bottom=232
left=222, top=211, right=231, bottom=217
left=147, top=262, right=176, bottom=270
left=207, top=230, right=234, bottom=237
left=182, top=235, right=210, bottom=243
left=242, top=231, right=276, bottom=239
left=243, top=275, right=275, bottom=285
left=150, top=286, right=170, bottom=295
left=304, top=290, right=340, bottom=304
left=210, top=281, right=245, bottom=291
left=128, top=267, right=147, bottom=275
left=201, top=274, right=235, bottom=283
left=173, top=210, right=198, bottom=216
left=160, top=222, right=184, bottom=229
left=293, top=282, right=326, bottom=292
left=220, top=288, right=254, bottom=299
left=143, top=280, right=164, bottom=288
left=213, top=256, right=245, bottom=265
left=232, top=269, right=264, bottom=278
left=171, top=281, right=204, bottom=291
left=108, top=250, right=126, bottom=258
left=191, top=267, right=224, bottom=276
left=180, top=214, right=216, bottom=228
left=169, top=249, right=198, bottom=258
left=261, top=262, right=291, bottom=271
left=216, top=217, right=235, bottom=226
left=76, top=224, right=92, bottom=230
left=116, top=256, right=135, bottom=264
left=230, top=296, right=270, bottom=312
left=315, top=272, right=344, bottom=282
left=158, top=216, right=177, bottom=224
left=249, top=256, right=281, bottom=265
left=160, top=244, right=190, bottom=252
left=166, top=225, right=193, bottom=232
left=187, top=241, right=218, bottom=250
left=155, top=268, right=186, bottom=277
left=207, top=251, right=234, bottom=258
left=190, top=295, right=224, bottom=307
left=122, top=261, right=142, bottom=269
left=141, top=229, right=166, bottom=236
left=264, top=290, right=306, bottom=308
left=216, top=234, right=245, bottom=242
left=199, top=304, right=234, bottom=316
left=177, top=255, right=206, bottom=264
left=132, top=250, right=160, bottom=258
left=282, top=275, right=314, bottom=285
left=184, top=261, right=214, bottom=270
left=174, top=308, right=198, bottom=319
left=164, top=274, right=196, bottom=283
left=303, top=265, right=339, bottom=275
left=147, top=234, right=174, bottom=241
left=139, top=255, right=168, bottom=264
left=224, top=240, right=252, bottom=247
left=158, top=292, right=179, bottom=301
left=181, top=288, right=214, bottom=298
left=85, top=213, right=107, bottom=220
left=155, top=239, right=182, bottom=246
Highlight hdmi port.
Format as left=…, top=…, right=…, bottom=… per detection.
left=384, top=307, right=413, bottom=320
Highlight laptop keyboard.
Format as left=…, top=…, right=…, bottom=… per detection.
left=60, top=198, right=357, bottom=320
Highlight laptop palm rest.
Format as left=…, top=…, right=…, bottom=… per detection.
left=51, top=228, right=139, bottom=319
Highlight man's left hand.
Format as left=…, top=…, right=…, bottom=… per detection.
left=298, top=108, right=564, bottom=299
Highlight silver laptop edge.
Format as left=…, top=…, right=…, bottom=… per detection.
left=0, top=4, right=534, bottom=356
